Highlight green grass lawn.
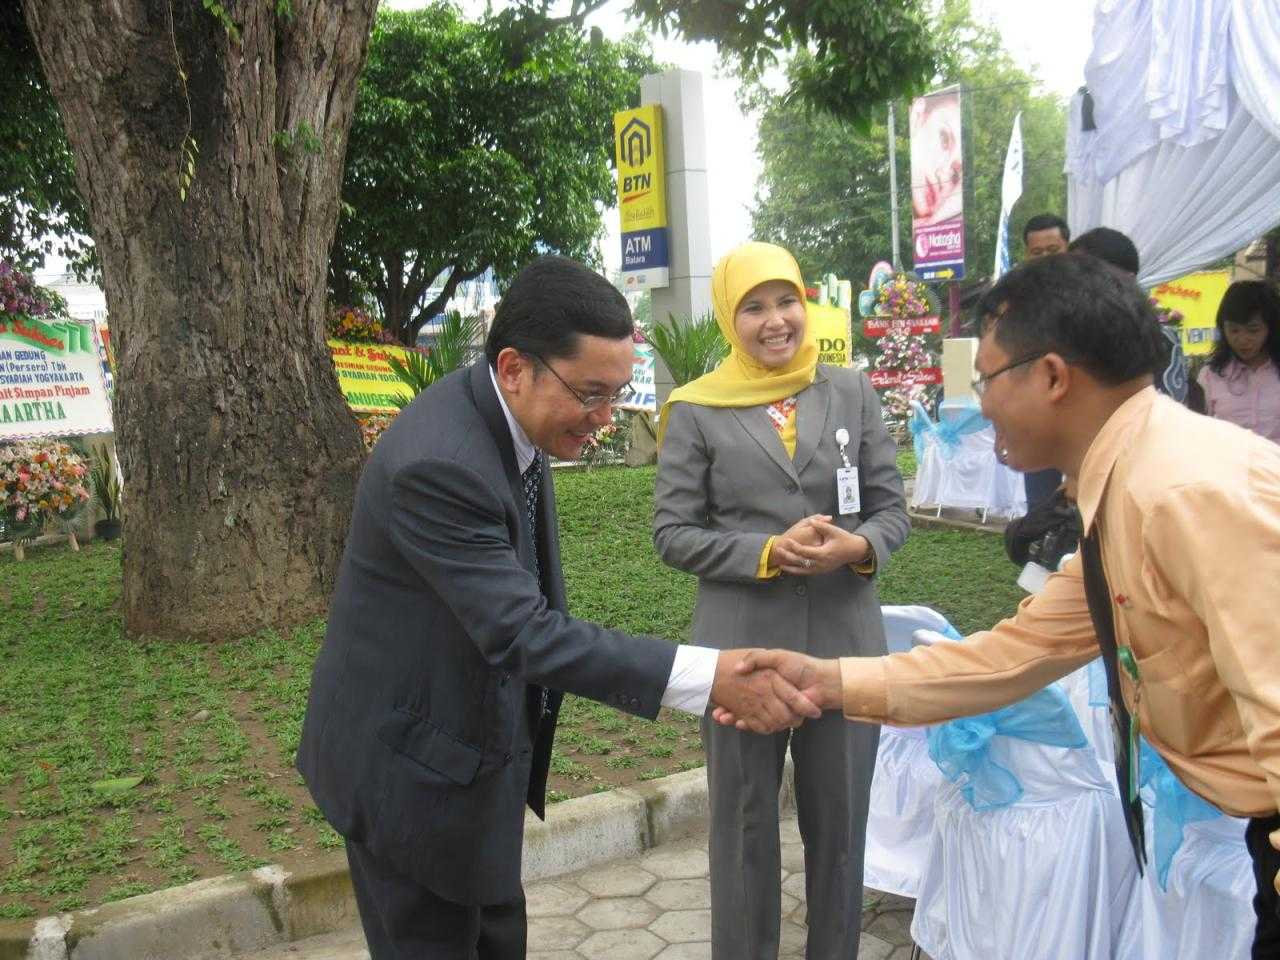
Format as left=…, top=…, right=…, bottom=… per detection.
left=896, top=446, right=917, bottom=480
left=0, top=465, right=1023, bottom=918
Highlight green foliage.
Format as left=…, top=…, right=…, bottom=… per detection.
left=89, top=447, right=121, bottom=523
left=627, top=0, right=937, bottom=124
left=330, top=5, right=657, bottom=343
left=751, top=0, right=1067, bottom=286
left=177, top=135, right=198, bottom=204
left=90, top=777, right=144, bottom=798
left=385, top=310, right=485, bottom=408
left=644, top=312, right=729, bottom=388
left=271, top=121, right=322, bottom=157
left=200, top=0, right=241, bottom=42
left=0, top=7, right=94, bottom=273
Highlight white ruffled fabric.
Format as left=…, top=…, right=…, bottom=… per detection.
left=1067, top=0, right=1280, bottom=286
left=1133, top=814, right=1255, bottom=960
left=909, top=735, right=1140, bottom=960
left=865, top=726, right=944, bottom=898
left=864, top=607, right=957, bottom=897
left=910, top=408, right=1026, bottom=521
left=866, top=607, right=1257, bottom=958
left=1065, top=663, right=1255, bottom=959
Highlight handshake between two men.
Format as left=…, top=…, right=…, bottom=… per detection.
left=706, top=512, right=861, bottom=734
left=708, top=648, right=842, bottom=734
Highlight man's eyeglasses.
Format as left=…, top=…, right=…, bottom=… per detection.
left=971, top=351, right=1050, bottom=397
left=530, top=354, right=631, bottom=412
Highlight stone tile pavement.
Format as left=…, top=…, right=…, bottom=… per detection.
left=245, top=816, right=926, bottom=960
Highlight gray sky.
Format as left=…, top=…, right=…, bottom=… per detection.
left=539, top=0, right=1098, bottom=272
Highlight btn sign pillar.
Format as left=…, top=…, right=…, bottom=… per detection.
left=614, top=106, right=670, bottom=290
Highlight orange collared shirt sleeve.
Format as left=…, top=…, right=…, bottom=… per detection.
left=840, top=553, right=1100, bottom=724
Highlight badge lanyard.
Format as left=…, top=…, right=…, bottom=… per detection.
left=835, top=428, right=860, bottom=515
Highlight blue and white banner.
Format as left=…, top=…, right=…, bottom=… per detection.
left=993, top=113, right=1024, bottom=281
left=617, top=339, right=657, bottom=412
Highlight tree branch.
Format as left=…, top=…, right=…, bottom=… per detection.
left=412, top=262, right=487, bottom=335
left=552, top=0, right=611, bottom=29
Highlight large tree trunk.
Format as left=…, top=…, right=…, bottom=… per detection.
left=23, top=0, right=375, bottom=639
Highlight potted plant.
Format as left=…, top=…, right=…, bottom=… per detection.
left=644, top=311, right=730, bottom=388
left=89, top=445, right=122, bottom=540
left=386, top=310, right=485, bottom=408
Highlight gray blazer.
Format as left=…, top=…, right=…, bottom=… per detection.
left=654, top=365, right=909, bottom=658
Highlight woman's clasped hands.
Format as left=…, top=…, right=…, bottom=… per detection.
left=768, top=515, right=871, bottom=576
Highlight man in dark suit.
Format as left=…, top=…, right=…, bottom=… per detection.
left=297, top=255, right=818, bottom=959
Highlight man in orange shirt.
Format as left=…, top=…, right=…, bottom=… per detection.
left=723, top=254, right=1280, bottom=955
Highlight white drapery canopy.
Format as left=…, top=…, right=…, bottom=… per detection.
left=1066, top=0, right=1280, bottom=286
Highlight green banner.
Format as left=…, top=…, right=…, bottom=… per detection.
left=0, top=316, right=93, bottom=354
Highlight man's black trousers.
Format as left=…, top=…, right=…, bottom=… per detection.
left=346, top=840, right=526, bottom=960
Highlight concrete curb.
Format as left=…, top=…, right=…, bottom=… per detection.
left=907, top=508, right=1005, bottom=535
left=0, top=762, right=796, bottom=960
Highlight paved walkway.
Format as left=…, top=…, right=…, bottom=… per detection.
left=245, top=816, right=924, bottom=960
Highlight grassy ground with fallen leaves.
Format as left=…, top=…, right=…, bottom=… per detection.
left=0, top=464, right=1022, bottom=918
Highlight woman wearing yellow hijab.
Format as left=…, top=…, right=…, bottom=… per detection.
left=654, top=242, right=909, bottom=960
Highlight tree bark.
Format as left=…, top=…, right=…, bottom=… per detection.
left=23, top=0, right=375, bottom=640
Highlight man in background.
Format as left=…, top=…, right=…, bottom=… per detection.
left=1069, top=226, right=1195, bottom=407
left=1022, top=213, right=1071, bottom=260
left=1019, top=213, right=1073, bottom=507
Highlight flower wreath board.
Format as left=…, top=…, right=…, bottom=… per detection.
left=0, top=315, right=114, bottom=442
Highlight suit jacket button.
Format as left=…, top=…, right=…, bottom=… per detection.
left=787, top=481, right=799, bottom=493
left=504, top=752, right=513, bottom=763
left=795, top=584, right=807, bottom=597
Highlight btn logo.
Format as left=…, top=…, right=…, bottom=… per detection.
left=618, top=117, right=652, bottom=169
left=613, top=106, right=668, bottom=233
left=622, top=173, right=652, bottom=196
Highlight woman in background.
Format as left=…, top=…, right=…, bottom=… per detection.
left=1198, top=280, right=1280, bottom=444
left=654, top=242, right=909, bottom=960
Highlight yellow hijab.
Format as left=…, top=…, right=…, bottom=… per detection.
left=657, top=241, right=818, bottom=444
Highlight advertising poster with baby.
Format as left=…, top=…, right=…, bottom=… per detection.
left=910, top=86, right=966, bottom=282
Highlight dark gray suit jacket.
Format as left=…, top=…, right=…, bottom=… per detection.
left=297, top=362, right=676, bottom=905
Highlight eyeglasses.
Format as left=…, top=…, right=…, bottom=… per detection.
left=971, top=351, right=1050, bottom=397
left=529, top=354, right=631, bottom=412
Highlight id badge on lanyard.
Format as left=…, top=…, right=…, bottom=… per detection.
left=834, top=428, right=860, bottom=516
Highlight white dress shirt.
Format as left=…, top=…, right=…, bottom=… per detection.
left=489, top=366, right=717, bottom=713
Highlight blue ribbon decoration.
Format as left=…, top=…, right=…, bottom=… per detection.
left=1139, top=738, right=1222, bottom=890
left=927, top=684, right=1089, bottom=811
left=1087, top=657, right=1109, bottom=707
left=909, top=401, right=933, bottom=464
left=910, top=400, right=991, bottom=463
